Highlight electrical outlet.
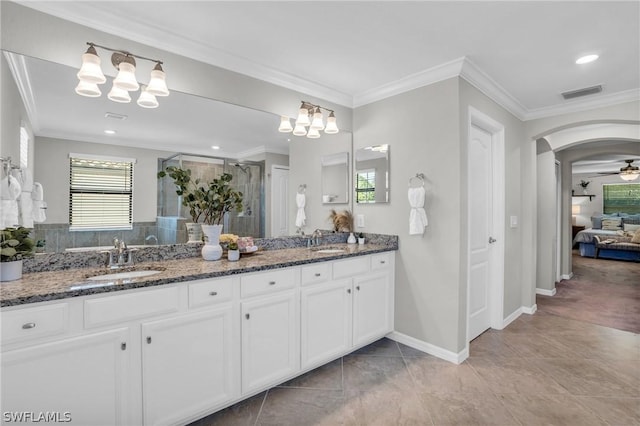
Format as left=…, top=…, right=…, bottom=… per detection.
left=356, top=214, right=365, bottom=228
left=510, top=216, right=518, bottom=228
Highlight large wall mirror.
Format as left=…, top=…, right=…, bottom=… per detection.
left=321, top=152, right=349, bottom=204
left=355, top=144, right=390, bottom=203
left=1, top=50, right=352, bottom=251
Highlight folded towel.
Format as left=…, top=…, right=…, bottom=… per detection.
left=408, top=186, right=428, bottom=235
left=32, top=182, right=44, bottom=201
left=295, top=193, right=306, bottom=228
left=33, top=200, right=47, bottom=223
left=11, top=167, right=33, bottom=192
left=1, top=199, right=20, bottom=229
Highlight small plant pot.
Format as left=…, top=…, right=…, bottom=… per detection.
left=358, top=238, right=365, bottom=245
left=228, top=250, right=240, bottom=262
left=1, top=260, right=23, bottom=282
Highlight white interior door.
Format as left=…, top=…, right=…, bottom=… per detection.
left=271, top=165, right=289, bottom=237
left=468, top=124, right=494, bottom=341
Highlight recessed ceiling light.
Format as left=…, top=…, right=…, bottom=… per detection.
left=211, top=145, right=220, bottom=150
left=104, top=129, right=116, bottom=135
left=576, top=54, right=599, bottom=65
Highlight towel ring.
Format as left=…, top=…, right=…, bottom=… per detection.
left=408, top=173, right=425, bottom=187
left=298, top=184, right=307, bottom=194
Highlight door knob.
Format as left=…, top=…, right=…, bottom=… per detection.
left=489, top=237, right=497, bottom=244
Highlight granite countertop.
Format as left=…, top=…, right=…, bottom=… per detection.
left=0, top=243, right=395, bottom=307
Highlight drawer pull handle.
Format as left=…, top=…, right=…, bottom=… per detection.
left=347, top=289, right=351, bottom=294
left=146, top=336, right=152, bottom=344
left=380, top=260, right=386, bottom=264
left=22, top=323, right=36, bottom=330
left=209, top=291, right=218, bottom=296
left=245, top=313, right=250, bottom=320
left=314, top=273, right=321, bottom=277
left=121, top=342, right=127, bottom=351
left=356, top=286, right=361, bottom=291
left=268, top=281, right=276, bottom=285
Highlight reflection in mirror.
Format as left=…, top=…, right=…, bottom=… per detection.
left=321, top=152, right=349, bottom=204
left=355, top=144, right=390, bottom=203
left=1, top=50, right=298, bottom=252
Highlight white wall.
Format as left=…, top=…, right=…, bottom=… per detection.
left=35, top=137, right=173, bottom=223
left=536, top=150, right=557, bottom=291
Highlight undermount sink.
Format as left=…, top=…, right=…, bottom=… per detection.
left=313, top=248, right=346, bottom=254
left=87, top=270, right=163, bottom=281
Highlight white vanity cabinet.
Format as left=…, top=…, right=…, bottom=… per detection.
left=1, top=327, right=131, bottom=426
left=240, top=268, right=299, bottom=394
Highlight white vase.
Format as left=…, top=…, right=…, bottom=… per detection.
left=186, top=223, right=203, bottom=243
left=347, top=232, right=357, bottom=244
left=228, top=249, right=240, bottom=262
left=1, top=260, right=23, bottom=282
left=201, top=224, right=223, bottom=261
left=358, top=237, right=365, bottom=245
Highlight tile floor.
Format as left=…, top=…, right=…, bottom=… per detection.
left=190, top=311, right=639, bottom=425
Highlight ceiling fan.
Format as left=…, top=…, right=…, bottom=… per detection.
left=591, top=159, right=640, bottom=181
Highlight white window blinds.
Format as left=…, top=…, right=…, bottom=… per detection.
left=69, top=156, right=134, bottom=230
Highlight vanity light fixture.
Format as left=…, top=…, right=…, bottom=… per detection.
left=75, top=42, right=169, bottom=108
left=279, top=101, right=339, bottom=138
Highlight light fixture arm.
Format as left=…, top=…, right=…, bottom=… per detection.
left=300, top=100, right=334, bottom=115
left=86, top=42, right=164, bottom=66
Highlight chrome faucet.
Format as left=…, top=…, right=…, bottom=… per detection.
left=102, top=237, right=137, bottom=269
left=309, top=229, right=323, bottom=247
left=145, top=235, right=158, bottom=245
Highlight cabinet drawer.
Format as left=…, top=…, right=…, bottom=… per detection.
left=371, top=252, right=392, bottom=270
left=189, top=277, right=233, bottom=308
left=333, top=256, right=370, bottom=279
left=241, top=268, right=295, bottom=298
left=85, top=287, right=179, bottom=328
left=1, top=303, right=69, bottom=345
left=300, top=263, right=331, bottom=286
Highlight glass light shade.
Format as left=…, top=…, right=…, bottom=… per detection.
left=146, top=68, right=169, bottom=96
left=137, top=87, right=159, bottom=108
left=310, top=108, right=324, bottom=130
left=292, top=124, right=307, bottom=136
left=75, top=80, right=101, bottom=97
left=107, top=84, right=131, bottom=103
left=324, top=113, right=339, bottom=134
left=278, top=116, right=293, bottom=132
left=77, top=51, right=106, bottom=84
left=296, top=107, right=310, bottom=126
left=306, top=127, right=321, bottom=139
left=620, top=171, right=640, bottom=181
left=113, top=62, right=139, bottom=91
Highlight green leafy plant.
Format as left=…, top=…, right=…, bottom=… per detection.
left=158, top=167, right=243, bottom=225
left=228, top=241, right=239, bottom=251
left=357, top=232, right=364, bottom=238
left=1, top=227, right=35, bottom=262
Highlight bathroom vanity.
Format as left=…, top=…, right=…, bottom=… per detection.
left=0, top=243, right=396, bottom=426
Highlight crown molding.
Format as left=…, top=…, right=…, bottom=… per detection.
left=17, top=2, right=354, bottom=108
left=522, top=89, right=640, bottom=121
left=3, top=51, right=40, bottom=132
left=459, top=58, right=529, bottom=120
left=353, top=57, right=465, bottom=108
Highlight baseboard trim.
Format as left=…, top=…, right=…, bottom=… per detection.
left=387, top=331, right=468, bottom=364
left=522, top=304, right=537, bottom=315
left=536, top=288, right=557, bottom=296
left=501, top=308, right=522, bottom=329
left=560, top=272, right=574, bottom=280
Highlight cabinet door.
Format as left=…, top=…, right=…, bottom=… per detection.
left=241, top=290, right=299, bottom=394
left=1, top=328, right=131, bottom=426
left=300, top=279, right=352, bottom=369
left=141, top=306, right=236, bottom=426
left=353, top=271, right=392, bottom=347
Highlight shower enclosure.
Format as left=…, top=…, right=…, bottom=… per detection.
left=157, top=153, right=264, bottom=244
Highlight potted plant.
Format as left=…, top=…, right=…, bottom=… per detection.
left=1, top=227, right=35, bottom=282
left=579, top=180, right=590, bottom=195
left=159, top=167, right=243, bottom=260
left=158, top=166, right=204, bottom=243
left=357, top=232, right=365, bottom=245
left=227, top=241, right=240, bottom=262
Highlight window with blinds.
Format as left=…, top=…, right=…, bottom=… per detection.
left=603, top=183, right=640, bottom=215
left=69, top=156, right=134, bottom=230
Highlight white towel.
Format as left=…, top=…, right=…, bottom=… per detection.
left=12, top=168, right=34, bottom=228
left=0, top=176, right=21, bottom=229
left=32, top=182, right=47, bottom=223
left=295, top=193, right=306, bottom=228
left=408, top=186, right=428, bottom=235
